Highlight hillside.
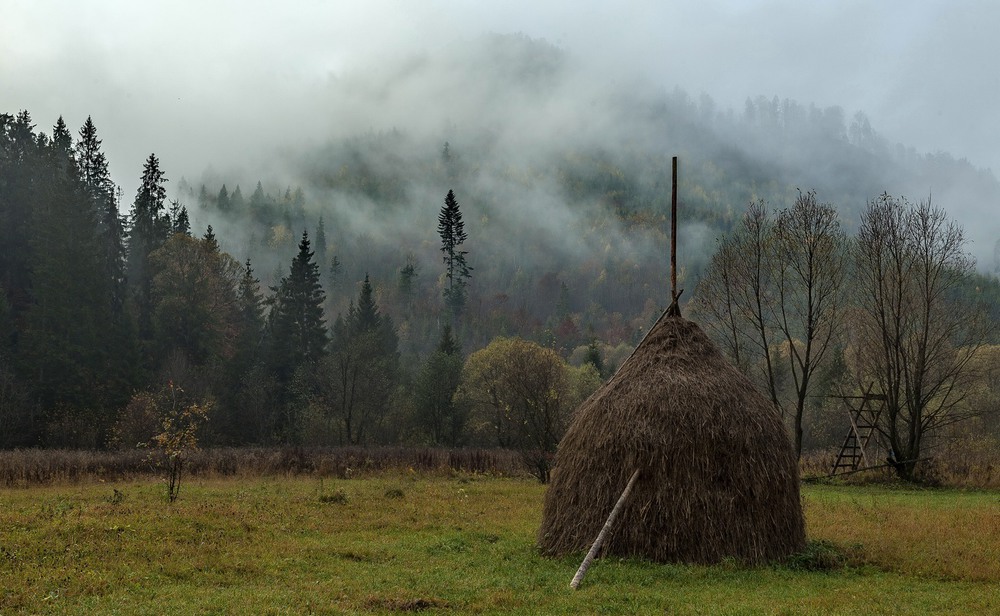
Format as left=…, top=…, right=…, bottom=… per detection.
left=180, top=34, right=1000, bottom=356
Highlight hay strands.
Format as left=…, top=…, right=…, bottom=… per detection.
left=570, top=468, right=642, bottom=590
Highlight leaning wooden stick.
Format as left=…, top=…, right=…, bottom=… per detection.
left=570, top=468, right=642, bottom=590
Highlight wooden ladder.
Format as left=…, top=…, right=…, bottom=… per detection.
left=830, top=386, right=884, bottom=475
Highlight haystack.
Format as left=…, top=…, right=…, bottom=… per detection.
left=538, top=313, right=805, bottom=564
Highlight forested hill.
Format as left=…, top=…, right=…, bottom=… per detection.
left=3, top=34, right=1000, bottom=450
left=180, top=34, right=1000, bottom=355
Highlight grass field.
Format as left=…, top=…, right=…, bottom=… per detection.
left=2, top=473, right=999, bottom=614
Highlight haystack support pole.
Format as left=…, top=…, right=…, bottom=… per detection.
left=570, top=468, right=642, bottom=590
left=671, top=155, right=678, bottom=302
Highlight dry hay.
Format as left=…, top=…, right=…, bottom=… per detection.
left=538, top=314, right=805, bottom=564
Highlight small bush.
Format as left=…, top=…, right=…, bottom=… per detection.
left=319, top=490, right=348, bottom=505
left=384, top=488, right=405, bottom=499
left=784, top=540, right=853, bottom=571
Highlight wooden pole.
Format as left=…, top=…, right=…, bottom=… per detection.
left=570, top=468, right=641, bottom=590
left=666, top=157, right=682, bottom=317
left=671, top=156, right=678, bottom=302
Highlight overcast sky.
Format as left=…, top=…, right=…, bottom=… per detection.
left=3, top=0, right=999, bottom=201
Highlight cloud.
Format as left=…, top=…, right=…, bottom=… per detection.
left=2, top=0, right=997, bottom=269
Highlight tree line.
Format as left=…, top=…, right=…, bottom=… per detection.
left=692, top=191, right=999, bottom=480
left=0, top=111, right=597, bottom=470
left=3, top=109, right=999, bottom=484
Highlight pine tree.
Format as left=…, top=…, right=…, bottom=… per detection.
left=398, top=255, right=418, bottom=313
left=51, top=116, right=73, bottom=159
left=237, top=259, right=265, bottom=354
left=197, top=184, right=211, bottom=209
left=249, top=180, right=268, bottom=222
left=217, top=184, right=230, bottom=212
left=75, top=117, right=126, bottom=314
left=169, top=200, right=191, bottom=236
left=314, top=216, right=327, bottom=284
left=202, top=225, right=218, bottom=253
left=20, top=117, right=118, bottom=439
left=75, top=117, right=113, bottom=202
left=267, top=231, right=328, bottom=383
left=414, top=324, right=465, bottom=445
left=224, top=258, right=269, bottom=442
left=326, top=274, right=399, bottom=445
left=438, top=189, right=472, bottom=320
left=329, top=255, right=341, bottom=290
left=350, top=273, right=381, bottom=333
left=0, top=111, right=40, bottom=317
left=230, top=185, right=244, bottom=212
left=128, top=153, right=170, bottom=345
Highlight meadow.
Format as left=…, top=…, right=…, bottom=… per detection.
left=2, top=465, right=999, bottom=615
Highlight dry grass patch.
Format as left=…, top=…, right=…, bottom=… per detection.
left=805, top=484, right=1000, bottom=581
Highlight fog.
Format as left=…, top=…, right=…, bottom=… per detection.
left=3, top=0, right=999, bottom=268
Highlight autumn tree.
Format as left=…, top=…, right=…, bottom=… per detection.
left=457, top=336, right=600, bottom=482
left=149, top=233, right=242, bottom=367
left=853, top=194, right=991, bottom=480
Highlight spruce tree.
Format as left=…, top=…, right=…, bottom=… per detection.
left=267, top=231, right=327, bottom=383
left=217, top=184, right=230, bottom=212
left=51, top=117, right=73, bottom=159
left=202, top=225, right=218, bottom=253
left=169, top=200, right=191, bottom=236
left=75, top=117, right=113, bottom=202
left=75, top=117, right=127, bottom=316
left=230, top=185, right=244, bottom=211
left=128, top=153, right=170, bottom=345
left=20, top=117, right=117, bottom=440
left=350, top=273, right=381, bottom=333
left=414, top=324, right=465, bottom=445
left=314, top=216, right=327, bottom=283
left=225, top=258, right=269, bottom=442
left=249, top=180, right=268, bottom=222
left=0, top=111, right=40, bottom=317
left=398, top=255, right=418, bottom=313
left=236, top=259, right=265, bottom=356
left=438, top=189, right=472, bottom=320
left=326, top=274, right=399, bottom=445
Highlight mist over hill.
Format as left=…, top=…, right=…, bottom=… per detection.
left=177, top=33, right=1000, bottom=356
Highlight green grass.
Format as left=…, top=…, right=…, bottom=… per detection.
left=2, top=475, right=999, bottom=614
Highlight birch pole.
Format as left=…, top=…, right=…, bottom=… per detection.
left=569, top=468, right=642, bottom=590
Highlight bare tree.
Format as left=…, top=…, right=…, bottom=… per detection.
left=693, top=195, right=848, bottom=459
left=693, top=200, right=782, bottom=409
left=772, top=191, right=849, bottom=458
left=854, top=194, right=990, bottom=480
left=693, top=234, right=748, bottom=371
